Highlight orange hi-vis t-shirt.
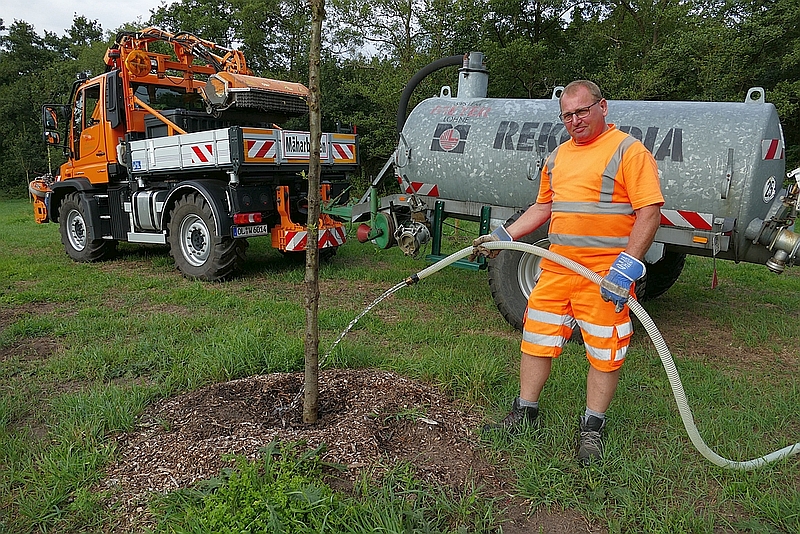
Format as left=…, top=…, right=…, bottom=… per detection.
left=537, top=125, right=664, bottom=274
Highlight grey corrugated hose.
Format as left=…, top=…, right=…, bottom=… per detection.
left=409, top=241, right=799, bottom=471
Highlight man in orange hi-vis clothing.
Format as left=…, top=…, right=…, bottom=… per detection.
left=473, top=80, right=664, bottom=465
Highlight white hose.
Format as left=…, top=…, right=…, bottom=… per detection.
left=410, top=242, right=799, bottom=470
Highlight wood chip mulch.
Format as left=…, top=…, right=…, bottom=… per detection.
left=98, top=368, right=516, bottom=532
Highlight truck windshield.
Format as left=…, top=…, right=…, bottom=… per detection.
left=133, top=84, right=205, bottom=111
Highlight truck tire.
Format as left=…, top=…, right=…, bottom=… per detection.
left=59, top=192, right=117, bottom=262
left=168, top=193, right=246, bottom=281
left=641, top=251, right=686, bottom=300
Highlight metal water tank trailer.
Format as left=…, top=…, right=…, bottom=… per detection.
left=357, top=52, right=800, bottom=329
left=396, top=59, right=788, bottom=267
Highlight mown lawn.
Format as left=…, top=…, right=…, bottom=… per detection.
left=1, top=198, right=798, bottom=533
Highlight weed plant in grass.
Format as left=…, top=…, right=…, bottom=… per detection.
left=151, top=441, right=498, bottom=533
left=1, top=199, right=798, bottom=533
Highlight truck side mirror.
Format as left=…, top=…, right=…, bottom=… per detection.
left=43, top=106, right=58, bottom=129
left=42, top=105, right=67, bottom=146
left=44, top=131, right=61, bottom=145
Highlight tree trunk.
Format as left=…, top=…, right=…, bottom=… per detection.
left=303, top=0, right=325, bottom=424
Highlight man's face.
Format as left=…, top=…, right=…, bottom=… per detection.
left=560, top=87, right=608, bottom=145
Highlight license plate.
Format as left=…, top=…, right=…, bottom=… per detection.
left=232, top=224, right=270, bottom=238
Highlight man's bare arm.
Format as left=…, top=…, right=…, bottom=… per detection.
left=505, top=202, right=552, bottom=240
left=625, top=204, right=662, bottom=259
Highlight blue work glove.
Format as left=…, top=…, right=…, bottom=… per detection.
left=469, top=225, right=513, bottom=261
left=600, top=252, right=646, bottom=312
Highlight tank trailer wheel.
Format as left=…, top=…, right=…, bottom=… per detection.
left=168, top=193, right=246, bottom=281
left=641, top=251, right=686, bottom=300
left=487, top=214, right=552, bottom=332
left=58, top=192, right=117, bottom=262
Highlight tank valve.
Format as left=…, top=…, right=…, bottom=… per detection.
left=395, top=222, right=431, bottom=256
left=766, top=228, right=800, bottom=273
left=746, top=218, right=800, bottom=273
left=745, top=172, right=800, bottom=273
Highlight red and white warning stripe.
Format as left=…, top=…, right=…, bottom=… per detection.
left=660, top=209, right=713, bottom=231
left=332, top=142, right=356, bottom=163
left=762, top=139, right=784, bottom=160
left=283, top=226, right=347, bottom=251
left=246, top=139, right=276, bottom=161
left=319, top=226, right=347, bottom=248
left=284, top=231, right=307, bottom=251
left=404, top=181, right=440, bottom=196
left=189, top=143, right=214, bottom=164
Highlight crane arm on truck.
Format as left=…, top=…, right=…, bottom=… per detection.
left=104, top=28, right=309, bottom=118
left=106, top=27, right=252, bottom=77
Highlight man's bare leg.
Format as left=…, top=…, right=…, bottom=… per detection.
left=520, top=353, right=552, bottom=402
left=586, top=365, right=619, bottom=413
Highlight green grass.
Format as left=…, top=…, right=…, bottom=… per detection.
left=150, top=442, right=497, bottom=533
left=1, top=198, right=798, bottom=533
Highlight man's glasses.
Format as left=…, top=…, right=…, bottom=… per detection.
left=559, top=100, right=601, bottom=123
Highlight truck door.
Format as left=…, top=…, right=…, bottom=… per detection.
left=71, top=82, right=110, bottom=184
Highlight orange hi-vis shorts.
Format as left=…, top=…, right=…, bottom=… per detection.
left=521, top=269, right=634, bottom=372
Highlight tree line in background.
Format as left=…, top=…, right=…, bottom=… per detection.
left=0, top=0, right=798, bottom=198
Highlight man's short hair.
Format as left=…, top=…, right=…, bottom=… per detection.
left=561, top=80, right=603, bottom=102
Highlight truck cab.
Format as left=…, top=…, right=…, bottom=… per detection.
left=60, top=76, right=119, bottom=184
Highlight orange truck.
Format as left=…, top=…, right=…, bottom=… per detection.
left=30, top=28, right=358, bottom=280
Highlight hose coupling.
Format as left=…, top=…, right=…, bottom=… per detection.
left=404, top=274, right=420, bottom=286
left=745, top=217, right=800, bottom=273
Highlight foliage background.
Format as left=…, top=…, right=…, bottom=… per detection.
left=1, top=0, right=799, bottom=198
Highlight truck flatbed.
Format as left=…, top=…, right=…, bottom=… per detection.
left=126, top=127, right=358, bottom=176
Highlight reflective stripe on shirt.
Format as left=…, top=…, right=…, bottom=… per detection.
left=551, top=201, right=634, bottom=215
left=600, top=135, right=638, bottom=202
left=544, top=147, right=560, bottom=193
left=549, top=233, right=630, bottom=249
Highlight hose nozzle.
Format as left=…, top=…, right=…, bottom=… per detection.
left=404, top=274, right=420, bottom=286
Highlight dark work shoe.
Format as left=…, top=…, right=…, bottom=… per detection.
left=577, top=415, right=606, bottom=466
left=482, top=397, right=539, bottom=434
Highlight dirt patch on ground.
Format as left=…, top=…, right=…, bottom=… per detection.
left=0, top=336, right=61, bottom=363
left=99, top=368, right=606, bottom=533
left=633, top=307, right=800, bottom=376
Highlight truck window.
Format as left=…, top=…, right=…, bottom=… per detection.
left=132, top=83, right=205, bottom=111
left=73, top=90, right=84, bottom=139
left=72, top=83, right=102, bottom=160
left=84, top=85, right=101, bottom=128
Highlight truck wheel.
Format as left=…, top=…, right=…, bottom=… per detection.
left=59, top=192, right=117, bottom=262
left=642, top=251, right=686, bottom=300
left=168, top=193, right=246, bottom=281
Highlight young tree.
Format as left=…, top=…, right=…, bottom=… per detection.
left=304, top=0, right=325, bottom=423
